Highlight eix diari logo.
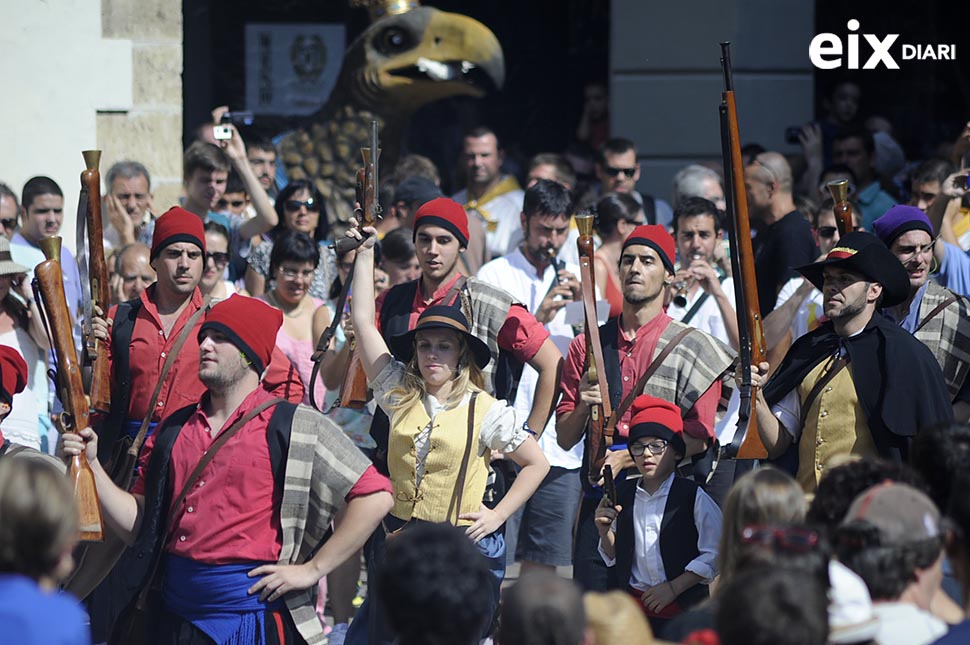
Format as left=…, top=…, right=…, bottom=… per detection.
left=810, top=20, right=955, bottom=69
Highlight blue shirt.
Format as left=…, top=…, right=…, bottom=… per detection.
left=933, top=619, right=970, bottom=644
left=856, top=181, right=898, bottom=229
left=0, top=574, right=90, bottom=644
left=938, top=242, right=970, bottom=297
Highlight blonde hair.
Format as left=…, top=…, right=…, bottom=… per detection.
left=717, top=466, right=806, bottom=588
left=583, top=591, right=657, bottom=642
left=0, top=458, right=78, bottom=581
left=385, top=331, right=486, bottom=418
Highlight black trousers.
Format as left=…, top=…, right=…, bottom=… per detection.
left=149, top=606, right=306, bottom=645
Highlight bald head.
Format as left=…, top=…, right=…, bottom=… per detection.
left=749, top=152, right=793, bottom=193
left=744, top=151, right=797, bottom=223
left=115, top=243, right=155, bottom=302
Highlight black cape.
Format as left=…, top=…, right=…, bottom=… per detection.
left=762, top=312, right=953, bottom=469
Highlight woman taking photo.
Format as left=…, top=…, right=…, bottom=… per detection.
left=245, top=179, right=334, bottom=298
left=346, top=223, right=549, bottom=644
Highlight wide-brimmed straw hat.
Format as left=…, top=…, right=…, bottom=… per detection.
left=388, top=304, right=491, bottom=370
left=0, top=237, right=28, bottom=276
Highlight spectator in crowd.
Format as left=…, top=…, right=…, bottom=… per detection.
left=499, top=573, right=590, bottom=645
left=389, top=176, right=442, bottom=231
left=753, top=232, right=952, bottom=493
left=873, top=206, right=970, bottom=421
left=391, top=153, right=441, bottom=188
left=246, top=137, right=279, bottom=200
left=0, top=182, right=19, bottom=240
left=581, top=137, right=673, bottom=229
left=380, top=227, right=420, bottom=288
left=833, top=128, right=897, bottom=228
left=478, top=180, right=584, bottom=577
left=909, top=158, right=954, bottom=213
left=835, top=483, right=949, bottom=645
left=215, top=171, right=251, bottom=218
left=817, top=164, right=858, bottom=204
left=673, top=164, right=726, bottom=212
left=245, top=179, right=333, bottom=299
left=595, top=395, right=722, bottom=634
left=199, top=222, right=237, bottom=302
left=378, top=523, right=494, bottom=645
left=0, top=458, right=90, bottom=645
left=102, top=160, right=154, bottom=250
left=260, top=230, right=330, bottom=406
left=575, top=80, right=609, bottom=152
left=452, top=126, right=524, bottom=260
left=743, top=151, right=818, bottom=316
left=936, top=473, right=970, bottom=643
left=592, top=191, right=645, bottom=319
left=527, top=153, right=576, bottom=192
left=110, top=242, right=155, bottom=305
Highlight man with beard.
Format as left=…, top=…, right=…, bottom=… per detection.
left=63, top=296, right=393, bottom=644
left=873, top=206, right=970, bottom=421
left=557, top=225, right=735, bottom=590
left=478, top=179, right=584, bottom=575
left=750, top=232, right=953, bottom=493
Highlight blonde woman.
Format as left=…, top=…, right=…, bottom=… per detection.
left=346, top=223, right=549, bottom=644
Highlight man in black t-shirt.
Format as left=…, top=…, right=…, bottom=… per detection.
left=744, top=152, right=818, bottom=317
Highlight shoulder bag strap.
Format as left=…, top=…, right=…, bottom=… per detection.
left=797, top=356, right=848, bottom=430
left=605, top=326, right=694, bottom=437
left=679, top=276, right=725, bottom=326
left=309, top=267, right=355, bottom=411
left=128, top=296, right=212, bottom=460
left=447, top=391, right=479, bottom=525
left=915, top=296, right=958, bottom=333
left=163, top=396, right=285, bottom=539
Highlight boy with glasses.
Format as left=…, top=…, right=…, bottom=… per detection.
left=594, top=394, right=722, bottom=634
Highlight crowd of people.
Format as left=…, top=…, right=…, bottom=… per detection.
left=2, top=77, right=970, bottom=645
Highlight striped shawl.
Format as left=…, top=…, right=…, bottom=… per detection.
left=915, top=281, right=970, bottom=402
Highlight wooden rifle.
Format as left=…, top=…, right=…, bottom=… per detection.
left=828, top=179, right=854, bottom=237
left=77, top=150, right=110, bottom=416
left=33, top=237, right=104, bottom=541
left=576, top=212, right=613, bottom=484
left=719, top=42, right=768, bottom=460
left=308, top=120, right=381, bottom=410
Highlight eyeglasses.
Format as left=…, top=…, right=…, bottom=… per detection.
left=817, top=226, right=837, bottom=239
left=278, top=267, right=314, bottom=279
left=629, top=440, right=668, bottom=456
left=216, top=199, right=246, bottom=209
left=603, top=166, right=637, bottom=179
left=206, top=252, right=230, bottom=265
left=284, top=199, right=317, bottom=212
left=0, top=218, right=16, bottom=230
left=741, top=525, right=820, bottom=552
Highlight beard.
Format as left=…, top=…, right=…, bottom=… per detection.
left=199, top=354, right=252, bottom=393
left=825, top=293, right=868, bottom=322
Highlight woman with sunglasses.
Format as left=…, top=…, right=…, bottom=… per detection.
left=344, top=222, right=549, bottom=644
left=200, top=221, right=240, bottom=302
left=258, top=229, right=330, bottom=406
left=245, top=179, right=334, bottom=299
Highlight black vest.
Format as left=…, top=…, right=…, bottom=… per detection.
left=100, top=299, right=143, bottom=464
left=610, top=476, right=708, bottom=610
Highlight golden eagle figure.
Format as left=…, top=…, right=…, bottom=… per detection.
left=278, top=0, right=505, bottom=232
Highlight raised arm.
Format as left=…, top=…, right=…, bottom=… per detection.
left=349, top=225, right=393, bottom=381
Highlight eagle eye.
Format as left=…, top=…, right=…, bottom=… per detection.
left=375, top=26, right=412, bottom=56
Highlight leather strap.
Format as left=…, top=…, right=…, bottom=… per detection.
left=309, top=266, right=354, bottom=411
left=604, top=326, right=694, bottom=438
left=127, top=296, right=212, bottom=465
left=447, top=392, right=479, bottom=525
left=798, top=355, right=848, bottom=430
left=915, top=296, right=958, bottom=332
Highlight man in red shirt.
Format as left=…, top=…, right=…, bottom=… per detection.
left=64, top=295, right=393, bottom=644
left=556, top=224, right=735, bottom=591
left=95, top=206, right=302, bottom=468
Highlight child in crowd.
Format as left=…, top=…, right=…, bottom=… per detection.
left=595, top=394, right=722, bottom=634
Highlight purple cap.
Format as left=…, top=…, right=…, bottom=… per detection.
left=872, top=205, right=934, bottom=247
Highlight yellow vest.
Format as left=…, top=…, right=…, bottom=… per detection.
left=387, top=392, right=494, bottom=525
left=796, top=359, right=877, bottom=492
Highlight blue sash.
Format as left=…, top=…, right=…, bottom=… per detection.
left=124, top=419, right=158, bottom=440
left=162, top=554, right=284, bottom=645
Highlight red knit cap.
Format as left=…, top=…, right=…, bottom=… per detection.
left=0, top=345, right=28, bottom=405
left=151, top=206, right=206, bottom=260
left=198, top=296, right=282, bottom=375
left=622, top=224, right=676, bottom=273
left=412, top=197, right=470, bottom=248
left=627, top=394, right=685, bottom=455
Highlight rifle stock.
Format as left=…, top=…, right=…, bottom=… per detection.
left=34, top=237, right=104, bottom=542
left=719, top=42, right=768, bottom=460
left=80, top=150, right=111, bottom=415
left=827, top=179, right=854, bottom=237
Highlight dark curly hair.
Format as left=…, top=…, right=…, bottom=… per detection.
left=910, top=422, right=970, bottom=511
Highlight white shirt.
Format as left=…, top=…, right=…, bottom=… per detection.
left=477, top=247, right=584, bottom=469
left=598, top=473, right=722, bottom=590
left=452, top=182, right=524, bottom=258
left=871, top=602, right=946, bottom=645
left=666, top=276, right=741, bottom=445
left=775, top=277, right=825, bottom=342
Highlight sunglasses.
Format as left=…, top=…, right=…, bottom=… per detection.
left=603, top=166, right=637, bottom=179
left=629, top=440, right=668, bottom=456
left=217, top=199, right=246, bottom=209
left=206, top=252, right=230, bottom=265
left=741, top=525, right=820, bottom=552
left=284, top=199, right=317, bottom=212
left=0, top=218, right=16, bottom=229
